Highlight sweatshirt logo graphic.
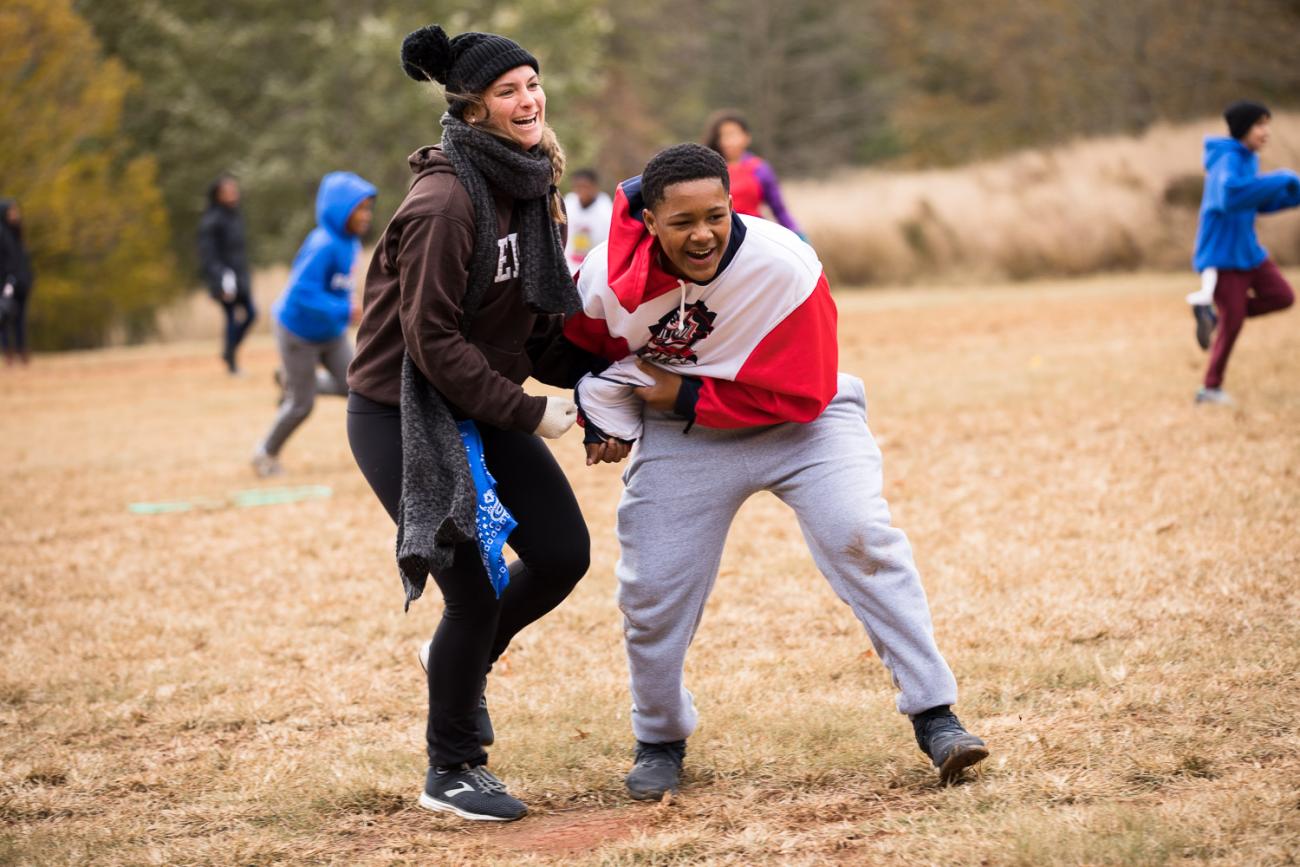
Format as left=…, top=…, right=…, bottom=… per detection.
left=641, top=300, right=717, bottom=365
left=495, top=233, right=521, bottom=283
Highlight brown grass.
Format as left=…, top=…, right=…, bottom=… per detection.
left=2, top=271, right=1299, bottom=865
left=790, top=113, right=1300, bottom=286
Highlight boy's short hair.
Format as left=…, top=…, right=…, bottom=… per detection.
left=572, top=167, right=599, bottom=183
left=1224, top=100, right=1270, bottom=140
left=641, top=144, right=730, bottom=209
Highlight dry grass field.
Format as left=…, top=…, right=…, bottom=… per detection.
left=3, top=271, right=1299, bottom=865
left=789, top=112, right=1300, bottom=286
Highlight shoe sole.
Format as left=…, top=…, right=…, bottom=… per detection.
left=418, top=642, right=494, bottom=747
left=417, top=792, right=525, bottom=822
left=1194, top=308, right=1215, bottom=351
left=626, top=785, right=677, bottom=801
left=939, top=743, right=989, bottom=784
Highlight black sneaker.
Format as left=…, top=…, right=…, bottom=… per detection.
left=911, top=706, right=989, bottom=784
left=1193, top=304, right=1217, bottom=351
left=419, top=639, right=494, bottom=746
left=625, top=739, right=686, bottom=801
left=418, top=764, right=527, bottom=821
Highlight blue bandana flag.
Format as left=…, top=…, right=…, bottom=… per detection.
left=456, top=420, right=518, bottom=597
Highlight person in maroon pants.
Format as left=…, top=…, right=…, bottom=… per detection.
left=1192, top=101, right=1300, bottom=405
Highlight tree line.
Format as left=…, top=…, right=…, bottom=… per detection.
left=3, top=0, right=1297, bottom=348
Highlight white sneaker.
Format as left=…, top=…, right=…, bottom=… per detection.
left=1195, top=387, right=1234, bottom=406
left=251, top=450, right=283, bottom=477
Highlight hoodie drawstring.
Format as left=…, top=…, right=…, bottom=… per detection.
left=677, top=279, right=688, bottom=326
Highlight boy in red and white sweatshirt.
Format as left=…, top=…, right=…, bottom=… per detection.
left=565, top=144, right=987, bottom=800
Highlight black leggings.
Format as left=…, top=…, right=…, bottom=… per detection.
left=346, top=392, right=590, bottom=767
left=1, top=293, right=27, bottom=355
left=220, top=291, right=256, bottom=369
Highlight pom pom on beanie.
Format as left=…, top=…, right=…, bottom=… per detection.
left=401, top=25, right=538, bottom=103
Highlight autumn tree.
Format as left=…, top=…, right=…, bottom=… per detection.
left=0, top=0, right=179, bottom=349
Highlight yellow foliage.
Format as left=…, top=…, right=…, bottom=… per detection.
left=0, top=0, right=179, bottom=348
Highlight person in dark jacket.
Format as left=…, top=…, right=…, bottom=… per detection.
left=197, top=174, right=255, bottom=374
left=346, top=25, right=616, bottom=822
left=0, top=199, right=34, bottom=366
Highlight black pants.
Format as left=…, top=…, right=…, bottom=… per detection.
left=219, top=290, right=256, bottom=370
left=346, top=392, right=590, bottom=767
left=1, top=293, right=28, bottom=356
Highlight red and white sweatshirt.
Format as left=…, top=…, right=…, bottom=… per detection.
left=565, top=176, right=838, bottom=438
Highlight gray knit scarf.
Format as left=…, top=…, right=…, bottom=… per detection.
left=439, top=113, right=580, bottom=325
left=395, top=116, right=579, bottom=610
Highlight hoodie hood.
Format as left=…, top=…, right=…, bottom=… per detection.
left=605, top=175, right=747, bottom=313
left=316, top=171, right=378, bottom=236
left=408, top=145, right=458, bottom=182
left=1204, top=136, right=1254, bottom=173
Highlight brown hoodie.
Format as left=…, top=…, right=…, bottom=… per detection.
left=348, top=146, right=579, bottom=431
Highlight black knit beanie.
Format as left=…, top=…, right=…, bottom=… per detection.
left=1224, top=100, right=1270, bottom=140
left=401, top=25, right=538, bottom=109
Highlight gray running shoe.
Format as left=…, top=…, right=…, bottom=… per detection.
left=911, top=706, right=989, bottom=784
left=251, top=449, right=283, bottom=478
left=625, top=739, right=686, bottom=801
left=1195, top=387, right=1234, bottom=406
left=419, top=639, right=494, bottom=747
left=418, top=764, right=526, bottom=821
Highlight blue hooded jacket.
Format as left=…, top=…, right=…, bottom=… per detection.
left=274, top=172, right=377, bottom=342
left=1192, top=136, right=1300, bottom=272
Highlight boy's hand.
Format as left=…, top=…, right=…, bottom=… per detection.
left=633, top=358, right=682, bottom=411
left=585, top=438, right=632, bottom=466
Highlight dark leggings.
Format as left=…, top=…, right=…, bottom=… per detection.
left=346, top=391, right=590, bottom=768
left=1, top=293, right=27, bottom=355
left=220, top=291, right=256, bottom=369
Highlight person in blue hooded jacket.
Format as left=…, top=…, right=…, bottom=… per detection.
left=1190, top=101, right=1300, bottom=406
left=253, top=171, right=377, bottom=476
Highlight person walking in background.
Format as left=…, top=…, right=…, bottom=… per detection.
left=198, top=174, right=257, bottom=375
left=251, top=172, right=376, bottom=477
left=565, top=144, right=987, bottom=802
left=703, top=110, right=804, bottom=237
left=346, top=25, right=610, bottom=822
left=0, top=199, right=34, bottom=366
left=1190, top=101, right=1299, bottom=406
left=563, top=168, right=612, bottom=274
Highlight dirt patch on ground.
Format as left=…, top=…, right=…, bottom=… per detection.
left=485, top=807, right=652, bottom=856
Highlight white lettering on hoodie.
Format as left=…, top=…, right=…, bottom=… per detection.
left=495, top=232, right=520, bottom=283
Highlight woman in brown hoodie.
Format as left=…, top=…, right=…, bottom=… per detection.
left=345, top=26, right=618, bottom=822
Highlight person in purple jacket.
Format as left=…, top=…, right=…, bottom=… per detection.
left=704, top=110, right=804, bottom=237
left=1190, top=101, right=1300, bottom=406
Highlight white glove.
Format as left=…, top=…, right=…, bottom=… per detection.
left=533, top=396, right=577, bottom=439
left=2, top=283, right=12, bottom=298
left=221, top=269, right=237, bottom=300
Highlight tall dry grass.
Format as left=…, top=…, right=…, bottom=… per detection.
left=2, top=272, right=1298, bottom=864
left=790, top=113, right=1300, bottom=286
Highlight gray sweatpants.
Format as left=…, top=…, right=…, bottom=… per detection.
left=616, top=373, right=959, bottom=744
left=259, top=322, right=351, bottom=457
